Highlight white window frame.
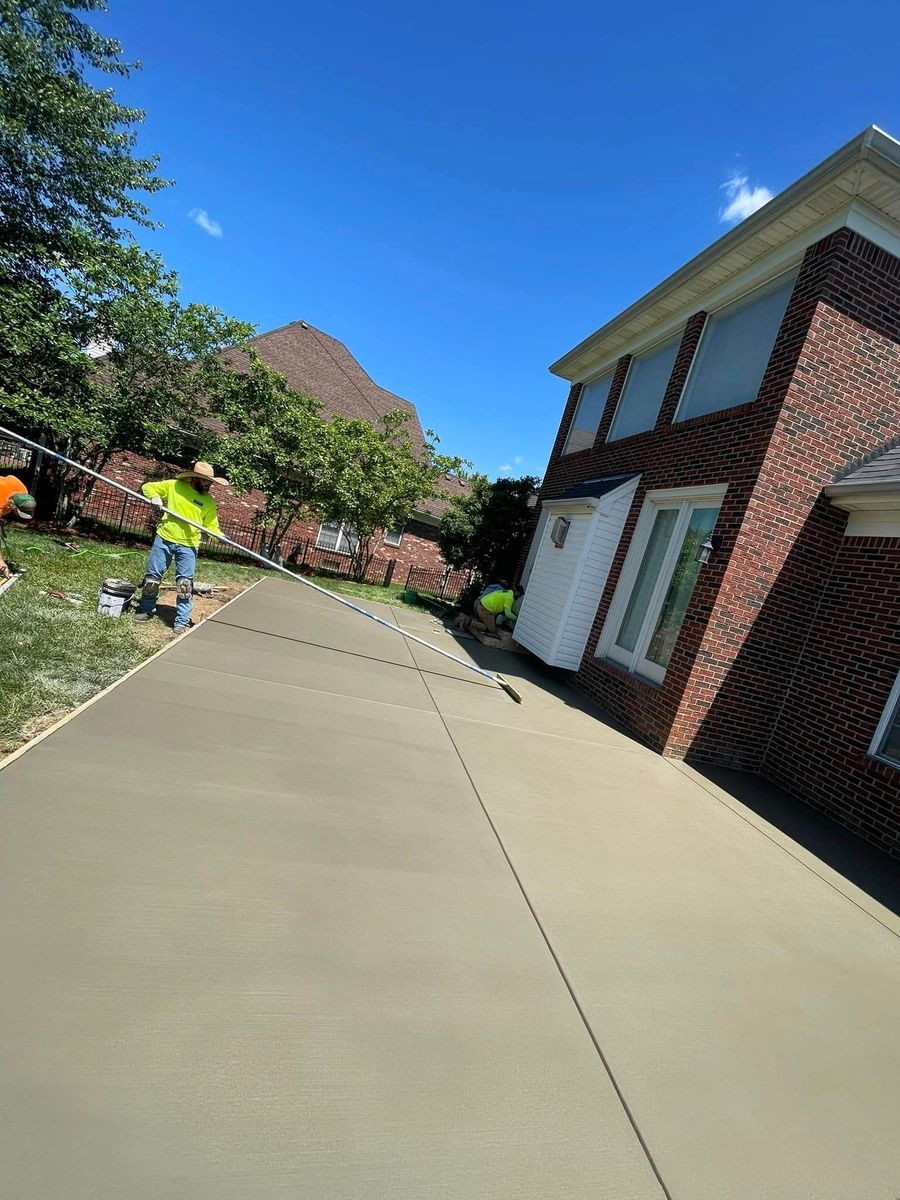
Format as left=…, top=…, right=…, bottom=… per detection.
left=562, top=369, right=614, bottom=455
left=673, top=270, right=797, bottom=424
left=606, top=333, right=681, bottom=443
left=596, top=483, right=728, bottom=684
left=316, top=521, right=357, bottom=555
left=869, top=669, right=900, bottom=769
left=383, top=522, right=405, bottom=547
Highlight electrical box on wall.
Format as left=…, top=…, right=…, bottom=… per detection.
left=550, top=517, right=570, bottom=548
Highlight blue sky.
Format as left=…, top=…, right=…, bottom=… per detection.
left=98, top=0, right=900, bottom=478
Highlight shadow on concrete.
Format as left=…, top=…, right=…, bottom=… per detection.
left=689, top=764, right=900, bottom=919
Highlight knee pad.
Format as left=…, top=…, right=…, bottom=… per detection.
left=141, top=576, right=160, bottom=597
left=176, top=576, right=193, bottom=599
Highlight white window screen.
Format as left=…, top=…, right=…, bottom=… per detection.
left=607, top=337, right=680, bottom=442
left=563, top=372, right=614, bottom=454
left=677, top=276, right=795, bottom=422
left=317, top=522, right=357, bottom=554
left=384, top=522, right=404, bottom=547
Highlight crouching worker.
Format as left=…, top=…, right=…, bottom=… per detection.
left=135, top=462, right=225, bottom=631
left=0, top=474, right=37, bottom=578
left=474, top=583, right=524, bottom=633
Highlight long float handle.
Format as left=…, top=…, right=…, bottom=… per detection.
left=0, top=425, right=522, bottom=702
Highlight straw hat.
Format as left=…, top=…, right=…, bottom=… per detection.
left=176, top=461, right=226, bottom=485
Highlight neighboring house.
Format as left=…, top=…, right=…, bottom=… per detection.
left=102, top=319, right=467, bottom=578
left=516, top=126, right=900, bottom=858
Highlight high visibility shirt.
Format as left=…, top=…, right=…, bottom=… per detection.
left=479, top=589, right=519, bottom=620
left=141, top=479, right=222, bottom=549
left=0, top=475, right=29, bottom=520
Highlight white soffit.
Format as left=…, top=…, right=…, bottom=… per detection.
left=552, top=126, right=900, bottom=383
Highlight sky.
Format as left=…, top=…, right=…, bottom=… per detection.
left=96, top=0, right=900, bottom=478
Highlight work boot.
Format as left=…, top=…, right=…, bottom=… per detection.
left=133, top=611, right=154, bottom=623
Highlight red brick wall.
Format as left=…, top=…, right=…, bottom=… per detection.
left=536, top=228, right=900, bottom=771
left=763, top=536, right=900, bottom=858
left=681, top=230, right=900, bottom=763
left=100, top=450, right=447, bottom=575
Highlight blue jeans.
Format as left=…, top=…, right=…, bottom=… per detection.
left=139, top=536, right=197, bottom=628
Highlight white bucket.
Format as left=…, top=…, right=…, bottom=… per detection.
left=97, top=578, right=137, bottom=618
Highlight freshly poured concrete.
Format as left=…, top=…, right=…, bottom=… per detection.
left=1, top=580, right=898, bottom=1198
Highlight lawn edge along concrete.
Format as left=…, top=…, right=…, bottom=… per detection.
left=0, top=579, right=263, bottom=773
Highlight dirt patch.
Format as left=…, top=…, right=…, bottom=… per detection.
left=133, top=584, right=245, bottom=648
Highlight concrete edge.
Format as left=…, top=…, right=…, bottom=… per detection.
left=0, top=578, right=263, bottom=774
left=669, top=760, right=900, bottom=937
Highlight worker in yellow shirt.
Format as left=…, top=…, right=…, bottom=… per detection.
left=135, top=462, right=226, bottom=630
left=474, top=584, right=524, bottom=634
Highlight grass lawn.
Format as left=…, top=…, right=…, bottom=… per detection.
left=0, top=526, right=264, bottom=756
left=310, top=575, right=436, bottom=610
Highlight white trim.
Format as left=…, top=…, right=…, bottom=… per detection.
left=554, top=124, right=900, bottom=381
left=383, top=522, right=405, bottom=547
left=596, top=483, right=728, bottom=682
left=563, top=191, right=900, bottom=387
left=672, top=268, right=799, bottom=424
left=844, top=510, right=900, bottom=537
left=869, top=668, right=900, bottom=769
left=548, top=508, right=605, bottom=663
left=316, top=520, right=356, bottom=555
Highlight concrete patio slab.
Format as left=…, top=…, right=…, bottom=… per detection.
left=1, top=578, right=898, bottom=1199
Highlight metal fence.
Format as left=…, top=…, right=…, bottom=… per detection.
left=74, top=482, right=398, bottom=584
left=0, top=438, right=32, bottom=473
left=404, top=564, right=472, bottom=602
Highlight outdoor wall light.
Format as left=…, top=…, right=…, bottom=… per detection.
left=696, top=534, right=723, bottom=565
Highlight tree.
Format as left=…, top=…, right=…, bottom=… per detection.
left=209, top=350, right=332, bottom=553
left=438, top=474, right=540, bottom=585
left=322, top=411, right=467, bottom=581
left=5, top=248, right=253, bottom=522
left=0, top=0, right=169, bottom=416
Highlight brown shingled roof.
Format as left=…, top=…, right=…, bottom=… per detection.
left=220, top=319, right=424, bottom=442
left=217, top=319, right=468, bottom=518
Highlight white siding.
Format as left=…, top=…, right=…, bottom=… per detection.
left=516, top=481, right=638, bottom=669
left=515, top=515, right=593, bottom=663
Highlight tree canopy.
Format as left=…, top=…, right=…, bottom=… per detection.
left=438, top=474, right=540, bottom=585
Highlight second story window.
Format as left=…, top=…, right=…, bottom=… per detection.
left=562, top=371, right=614, bottom=454
left=607, top=336, right=680, bottom=442
left=676, top=274, right=796, bottom=422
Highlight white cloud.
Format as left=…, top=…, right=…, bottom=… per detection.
left=499, top=464, right=511, bottom=475
left=719, top=169, right=773, bottom=225
left=512, top=455, right=524, bottom=465
left=189, top=208, right=223, bottom=238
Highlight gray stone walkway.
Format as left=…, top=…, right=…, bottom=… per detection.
left=1, top=579, right=898, bottom=1199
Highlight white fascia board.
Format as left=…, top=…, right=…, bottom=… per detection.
left=541, top=475, right=641, bottom=515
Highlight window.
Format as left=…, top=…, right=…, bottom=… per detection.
left=607, top=337, right=680, bottom=442
left=316, top=521, right=358, bottom=555
left=383, top=522, right=405, bottom=547
left=871, top=672, right=900, bottom=768
left=597, top=485, right=726, bottom=683
left=563, top=371, right=614, bottom=454
left=676, top=275, right=795, bottom=422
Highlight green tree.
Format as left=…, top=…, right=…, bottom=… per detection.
left=0, top=0, right=169, bottom=413
left=322, top=411, right=467, bottom=582
left=438, top=474, right=540, bottom=585
left=7, top=248, right=253, bottom=521
left=210, top=350, right=332, bottom=554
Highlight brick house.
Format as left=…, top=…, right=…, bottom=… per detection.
left=515, top=126, right=900, bottom=858
left=101, top=319, right=468, bottom=582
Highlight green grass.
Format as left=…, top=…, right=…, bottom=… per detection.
left=0, top=527, right=263, bottom=755
left=306, top=575, right=434, bottom=610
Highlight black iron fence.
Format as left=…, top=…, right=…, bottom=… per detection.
left=74, top=482, right=398, bottom=584
left=404, top=564, right=472, bottom=602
